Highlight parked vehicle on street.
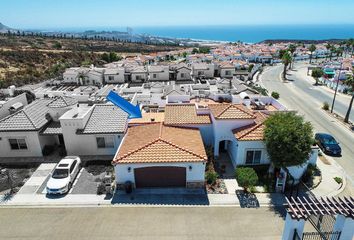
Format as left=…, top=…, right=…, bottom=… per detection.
left=46, top=156, right=81, bottom=194
left=315, top=133, right=342, bottom=156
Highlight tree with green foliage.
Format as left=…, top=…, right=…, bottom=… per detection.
left=278, top=49, right=286, bottom=59
left=101, top=52, right=122, bottom=63
left=53, top=42, right=62, bottom=49
left=248, top=64, right=254, bottom=73
left=311, top=67, right=324, bottom=85
left=329, top=46, right=336, bottom=61
left=325, top=43, right=332, bottom=61
left=288, top=44, right=297, bottom=69
left=235, top=167, right=258, bottom=192
left=198, top=47, right=210, bottom=54
left=192, top=48, right=199, bottom=54
left=205, top=170, right=218, bottom=185
left=281, top=51, right=292, bottom=80
left=308, top=44, right=316, bottom=64
left=344, top=73, right=354, bottom=123
left=271, top=91, right=280, bottom=99
left=264, top=112, right=313, bottom=168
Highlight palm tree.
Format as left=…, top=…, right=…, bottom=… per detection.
left=288, top=44, right=296, bottom=69
left=329, top=46, right=336, bottom=61
left=325, top=43, right=332, bottom=61
left=336, top=47, right=343, bottom=60
left=282, top=51, right=292, bottom=80
left=344, top=73, right=354, bottom=123
left=308, top=44, right=316, bottom=64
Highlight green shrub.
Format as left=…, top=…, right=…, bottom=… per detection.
left=334, top=177, right=343, bottom=184
left=322, top=102, right=329, bottom=111
left=235, top=167, right=258, bottom=192
left=271, top=91, right=280, bottom=99
left=205, top=171, right=218, bottom=185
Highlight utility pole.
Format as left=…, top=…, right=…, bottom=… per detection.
left=331, top=63, right=342, bottom=113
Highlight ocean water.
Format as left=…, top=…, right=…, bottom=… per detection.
left=133, top=25, right=354, bottom=43
left=52, top=25, right=354, bottom=43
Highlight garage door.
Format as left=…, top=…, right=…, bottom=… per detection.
left=134, top=166, right=186, bottom=188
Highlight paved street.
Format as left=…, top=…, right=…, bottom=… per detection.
left=259, top=63, right=354, bottom=187
left=0, top=206, right=285, bottom=240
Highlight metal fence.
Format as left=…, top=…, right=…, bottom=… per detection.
left=293, top=230, right=341, bottom=240
left=301, top=231, right=341, bottom=240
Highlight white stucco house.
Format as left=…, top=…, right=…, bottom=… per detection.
left=113, top=123, right=207, bottom=189
left=63, top=67, right=104, bottom=85
left=219, top=62, right=236, bottom=78
left=191, top=63, right=215, bottom=79
left=148, top=65, right=170, bottom=81
left=0, top=96, right=77, bottom=159
left=60, top=104, right=128, bottom=156
left=131, top=66, right=148, bottom=83
left=173, top=63, right=192, bottom=81
left=104, top=67, right=125, bottom=84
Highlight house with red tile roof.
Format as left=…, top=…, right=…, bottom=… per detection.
left=113, top=97, right=288, bottom=189
left=113, top=123, right=207, bottom=188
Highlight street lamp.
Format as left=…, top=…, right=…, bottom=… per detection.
left=331, top=62, right=342, bottom=113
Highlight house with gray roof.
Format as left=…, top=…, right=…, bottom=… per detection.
left=60, top=104, right=128, bottom=156
left=0, top=96, right=77, bottom=159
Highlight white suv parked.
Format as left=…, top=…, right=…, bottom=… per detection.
left=46, top=156, right=81, bottom=194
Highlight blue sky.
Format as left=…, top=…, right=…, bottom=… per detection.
left=1, top=0, right=354, bottom=29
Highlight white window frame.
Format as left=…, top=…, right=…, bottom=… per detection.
left=96, top=136, right=115, bottom=149
left=245, top=149, right=262, bottom=165
left=8, top=138, right=28, bottom=150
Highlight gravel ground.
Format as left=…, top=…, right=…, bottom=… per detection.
left=71, top=165, right=114, bottom=194
left=0, top=165, right=39, bottom=193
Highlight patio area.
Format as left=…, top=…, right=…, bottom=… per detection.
left=214, top=152, right=235, bottom=179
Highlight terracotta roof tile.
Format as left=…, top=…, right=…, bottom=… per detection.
left=233, top=112, right=268, bottom=141
left=113, top=123, right=207, bottom=164
left=209, top=104, right=255, bottom=120
left=164, top=104, right=211, bottom=125
left=129, top=112, right=165, bottom=125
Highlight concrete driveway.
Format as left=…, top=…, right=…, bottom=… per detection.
left=0, top=206, right=285, bottom=240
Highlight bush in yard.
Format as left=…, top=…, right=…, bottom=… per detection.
left=322, top=102, right=329, bottom=111
left=334, top=177, right=343, bottom=184
left=205, top=171, right=218, bottom=185
left=97, top=182, right=106, bottom=195
left=264, top=112, right=313, bottom=168
left=235, top=167, right=258, bottom=192
left=271, top=91, right=280, bottom=99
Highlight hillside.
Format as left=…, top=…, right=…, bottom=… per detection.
left=0, top=34, right=182, bottom=88
left=0, top=22, right=16, bottom=33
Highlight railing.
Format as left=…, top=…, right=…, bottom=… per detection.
left=302, top=231, right=341, bottom=240
left=294, top=230, right=341, bottom=240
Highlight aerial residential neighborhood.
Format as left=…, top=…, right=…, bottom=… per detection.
left=0, top=1, right=354, bottom=240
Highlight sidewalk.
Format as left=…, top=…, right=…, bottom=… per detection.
left=1, top=155, right=347, bottom=207
left=311, top=155, right=347, bottom=197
